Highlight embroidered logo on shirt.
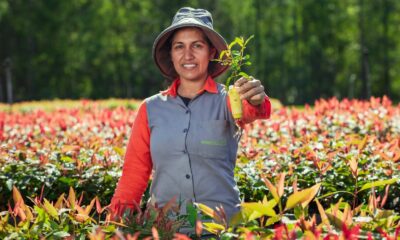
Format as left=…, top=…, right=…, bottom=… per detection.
left=200, top=140, right=227, bottom=146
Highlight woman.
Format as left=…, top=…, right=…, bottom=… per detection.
left=110, top=7, right=271, bottom=222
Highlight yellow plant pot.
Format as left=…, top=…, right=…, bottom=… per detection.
left=228, top=85, right=242, bottom=119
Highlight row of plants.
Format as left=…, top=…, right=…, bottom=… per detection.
left=0, top=97, right=399, bottom=238
left=237, top=96, right=400, bottom=210
left=0, top=99, right=140, bottom=112
left=0, top=100, right=140, bottom=209
left=1, top=181, right=399, bottom=239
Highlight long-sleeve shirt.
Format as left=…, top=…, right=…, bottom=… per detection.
left=110, top=76, right=271, bottom=219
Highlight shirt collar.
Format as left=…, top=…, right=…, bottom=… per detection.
left=160, top=76, right=218, bottom=97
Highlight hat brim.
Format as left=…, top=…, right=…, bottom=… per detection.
left=153, top=18, right=229, bottom=80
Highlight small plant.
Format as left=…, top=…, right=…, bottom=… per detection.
left=214, top=35, right=254, bottom=120
left=214, top=35, right=254, bottom=88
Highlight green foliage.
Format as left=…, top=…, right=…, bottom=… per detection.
left=1, top=1, right=400, bottom=104
left=1, top=98, right=400, bottom=238
left=213, top=35, right=254, bottom=88
left=0, top=148, right=120, bottom=210
left=0, top=186, right=189, bottom=239
left=0, top=99, right=142, bottom=210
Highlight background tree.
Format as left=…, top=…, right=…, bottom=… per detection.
left=1, top=0, right=400, bottom=105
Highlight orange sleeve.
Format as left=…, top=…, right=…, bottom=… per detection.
left=227, top=95, right=271, bottom=125
left=109, top=102, right=152, bottom=216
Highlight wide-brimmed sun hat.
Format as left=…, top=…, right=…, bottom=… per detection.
left=152, top=7, right=229, bottom=80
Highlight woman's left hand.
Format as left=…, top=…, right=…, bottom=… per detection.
left=234, top=77, right=266, bottom=106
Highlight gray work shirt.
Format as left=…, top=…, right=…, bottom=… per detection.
left=146, top=83, right=241, bottom=220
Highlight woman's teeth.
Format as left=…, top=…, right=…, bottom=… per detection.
left=183, top=64, right=196, bottom=69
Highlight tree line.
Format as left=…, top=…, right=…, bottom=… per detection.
left=0, top=0, right=399, bottom=105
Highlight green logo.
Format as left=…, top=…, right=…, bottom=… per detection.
left=200, top=140, right=227, bottom=146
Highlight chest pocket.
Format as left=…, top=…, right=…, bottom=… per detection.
left=189, top=120, right=229, bottom=159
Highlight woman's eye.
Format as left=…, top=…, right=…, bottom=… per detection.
left=174, top=45, right=183, bottom=50
left=193, top=44, right=202, bottom=49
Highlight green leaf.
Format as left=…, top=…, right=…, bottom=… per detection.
left=225, top=76, right=233, bottom=88
left=186, top=203, right=197, bottom=227
left=285, top=183, right=321, bottom=210
left=58, top=177, right=78, bottom=186
left=232, top=51, right=241, bottom=57
left=218, top=50, right=226, bottom=60
left=285, top=191, right=309, bottom=211
left=359, top=178, right=398, bottom=192
left=326, top=211, right=345, bottom=229
left=241, top=200, right=277, bottom=218
left=315, top=199, right=330, bottom=225
left=6, top=179, right=13, bottom=191
left=239, top=72, right=249, bottom=79
left=203, top=222, right=225, bottom=235
left=7, top=233, right=19, bottom=239
left=60, top=156, right=74, bottom=163
left=228, top=39, right=239, bottom=50
left=113, top=146, right=125, bottom=157
left=53, top=231, right=70, bottom=237
left=19, top=219, right=31, bottom=230
left=247, top=210, right=263, bottom=221
left=375, top=209, right=395, bottom=219
left=235, top=37, right=244, bottom=47
left=196, top=203, right=221, bottom=222
left=244, top=35, right=254, bottom=45
left=68, top=187, right=76, bottom=209
left=43, top=199, right=59, bottom=221
left=317, top=190, right=355, bottom=200
left=265, top=215, right=281, bottom=226
left=229, top=211, right=244, bottom=226
left=34, top=205, right=48, bottom=223
left=294, top=205, right=303, bottom=219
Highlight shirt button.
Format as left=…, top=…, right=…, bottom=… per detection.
left=186, top=110, right=190, bottom=114
left=186, top=174, right=191, bottom=179
left=183, top=128, right=188, bottom=133
left=183, top=150, right=187, bottom=154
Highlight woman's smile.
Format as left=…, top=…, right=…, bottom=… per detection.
left=182, top=63, right=197, bottom=69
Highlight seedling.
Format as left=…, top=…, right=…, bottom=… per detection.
left=214, top=35, right=254, bottom=119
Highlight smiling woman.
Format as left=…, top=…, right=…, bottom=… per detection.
left=170, top=27, right=216, bottom=95
left=109, top=6, right=272, bottom=236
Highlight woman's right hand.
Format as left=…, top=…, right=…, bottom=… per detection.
left=235, top=77, right=266, bottom=106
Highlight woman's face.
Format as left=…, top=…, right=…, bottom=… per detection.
left=170, top=27, right=216, bottom=83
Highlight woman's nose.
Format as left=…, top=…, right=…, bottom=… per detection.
left=183, top=48, right=194, bottom=60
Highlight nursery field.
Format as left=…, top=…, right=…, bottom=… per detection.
left=0, top=97, right=399, bottom=239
